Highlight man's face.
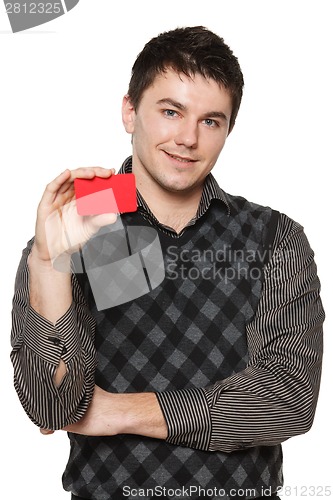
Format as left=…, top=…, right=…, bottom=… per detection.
left=122, top=68, right=233, bottom=194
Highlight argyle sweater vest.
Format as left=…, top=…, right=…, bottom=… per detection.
left=64, top=196, right=282, bottom=499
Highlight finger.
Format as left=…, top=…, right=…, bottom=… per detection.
left=68, top=166, right=114, bottom=182
left=40, top=169, right=72, bottom=206
left=62, top=424, right=73, bottom=432
left=40, top=428, right=55, bottom=435
left=42, top=167, right=115, bottom=201
left=57, top=167, right=116, bottom=196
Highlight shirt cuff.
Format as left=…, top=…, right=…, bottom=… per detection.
left=156, top=388, right=212, bottom=451
left=23, top=303, right=80, bottom=365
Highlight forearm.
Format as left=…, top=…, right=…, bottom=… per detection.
left=11, top=242, right=97, bottom=428
left=11, top=300, right=97, bottom=429
left=28, top=245, right=74, bottom=385
left=64, top=387, right=168, bottom=440
left=28, top=244, right=72, bottom=324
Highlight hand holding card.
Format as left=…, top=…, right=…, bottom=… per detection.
left=74, top=173, right=137, bottom=216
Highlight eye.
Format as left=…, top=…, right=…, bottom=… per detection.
left=163, top=109, right=178, bottom=118
left=203, top=118, right=219, bottom=128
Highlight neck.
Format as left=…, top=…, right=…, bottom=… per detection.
left=132, top=163, right=204, bottom=234
left=146, top=194, right=200, bottom=234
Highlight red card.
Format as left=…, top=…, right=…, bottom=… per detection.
left=74, top=174, right=137, bottom=215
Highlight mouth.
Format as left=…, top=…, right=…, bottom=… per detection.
left=164, top=151, right=197, bottom=164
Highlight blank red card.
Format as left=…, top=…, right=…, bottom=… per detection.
left=74, top=174, right=137, bottom=215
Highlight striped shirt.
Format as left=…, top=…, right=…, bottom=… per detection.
left=10, top=157, right=325, bottom=499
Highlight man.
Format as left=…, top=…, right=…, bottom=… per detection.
left=11, top=26, right=324, bottom=500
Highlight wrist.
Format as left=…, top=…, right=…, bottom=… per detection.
left=28, top=244, right=71, bottom=274
left=115, top=392, right=168, bottom=440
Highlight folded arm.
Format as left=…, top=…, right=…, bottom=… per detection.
left=156, top=215, right=324, bottom=452
left=22, top=214, right=324, bottom=450
left=10, top=239, right=97, bottom=430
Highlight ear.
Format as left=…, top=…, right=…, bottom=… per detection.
left=122, top=95, right=136, bottom=134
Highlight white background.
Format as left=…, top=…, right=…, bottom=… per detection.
left=1, top=1, right=332, bottom=499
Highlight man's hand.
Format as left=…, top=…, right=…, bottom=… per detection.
left=28, top=167, right=119, bottom=325
left=40, top=385, right=168, bottom=440
left=32, top=167, right=118, bottom=269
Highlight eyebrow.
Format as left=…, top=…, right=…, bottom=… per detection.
left=156, top=98, right=229, bottom=122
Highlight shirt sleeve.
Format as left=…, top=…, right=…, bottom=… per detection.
left=10, top=238, right=97, bottom=430
left=156, top=214, right=325, bottom=453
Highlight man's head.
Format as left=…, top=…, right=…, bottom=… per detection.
left=127, top=26, right=244, bottom=133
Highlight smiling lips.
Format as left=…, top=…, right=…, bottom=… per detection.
left=164, top=151, right=197, bottom=164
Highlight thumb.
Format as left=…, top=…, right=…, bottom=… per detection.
left=85, top=212, right=118, bottom=238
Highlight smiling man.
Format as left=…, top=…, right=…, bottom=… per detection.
left=11, top=27, right=324, bottom=500
left=122, top=70, right=232, bottom=234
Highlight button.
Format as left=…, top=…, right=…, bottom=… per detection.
left=48, top=336, right=61, bottom=346
left=238, top=441, right=254, bottom=450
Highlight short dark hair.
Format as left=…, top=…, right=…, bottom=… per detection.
left=128, top=26, right=244, bottom=132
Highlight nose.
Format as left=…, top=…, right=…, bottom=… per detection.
left=174, top=119, right=198, bottom=149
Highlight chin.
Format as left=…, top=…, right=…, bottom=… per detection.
left=164, top=181, right=197, bottom=194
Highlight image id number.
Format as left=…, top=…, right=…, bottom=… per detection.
left=5, top=2, right=62, bottom=14
left=277, top=485, right=332, bottom=496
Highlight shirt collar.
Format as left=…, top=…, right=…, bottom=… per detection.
left=118, top=156, right=230, bottom=225
left=118, top=156, right=230, bottom=236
